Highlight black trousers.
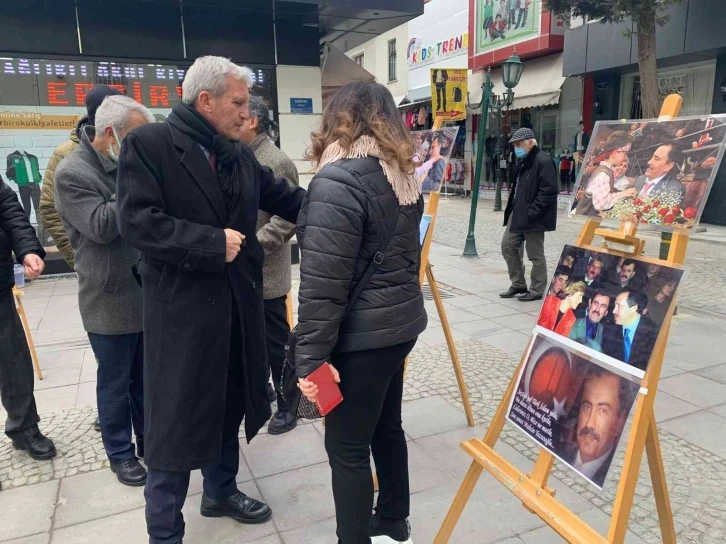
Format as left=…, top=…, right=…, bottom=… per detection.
left=145, top=308, right=246, bottom=544
left=488, top=155, right=498, bottom=183
left=325, top=339, right=417, bottom=544
left=0, top=292, right=41, bottom=440
left=18, top=184, right=40, bottom=220
left=264, top=295, right=289, bottom=411
left=435, top=85, right=446, bottom=112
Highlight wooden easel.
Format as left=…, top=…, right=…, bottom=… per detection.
left=406, top=115, right=475, bottom=426
left=13, top=287, right=43, bottom=381
left=413, top=188, right=475, bottom=427
left=434, top=95, right=685, bottom=544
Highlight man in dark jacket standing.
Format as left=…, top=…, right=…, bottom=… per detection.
left=55, top=95, right=154, bottom=487
left=116, top=56, right=305, bottom=544
left=0, top=180, right=56, bottom=471
left=500, top=127, right=558, bottom=302
left=239, top=95, right=299, bottom=435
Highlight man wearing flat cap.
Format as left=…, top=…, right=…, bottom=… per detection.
left=500, top=127, right=558, bottom=302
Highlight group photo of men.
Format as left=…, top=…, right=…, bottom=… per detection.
left=508, top=335, right=640, bottom=488
left=536, top=245, right=684, bottom=373
left=570, top=115, right=726, bottom=228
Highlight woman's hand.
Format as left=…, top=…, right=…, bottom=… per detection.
left=298, top=377, right=318, bottom=402
left=298, top=364, right=341, bottom=402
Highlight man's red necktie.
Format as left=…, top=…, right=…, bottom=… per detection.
left=208, top=151, right=217, bottom=174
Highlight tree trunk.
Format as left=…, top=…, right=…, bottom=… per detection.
left=636, top=9, right=659, bottom=119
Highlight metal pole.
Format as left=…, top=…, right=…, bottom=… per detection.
left=463, top=74, right=493, bottom=258
left=493, top=111, right=503, bottom=212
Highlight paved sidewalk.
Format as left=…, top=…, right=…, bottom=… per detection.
left=432, top=197, right=726, bottom=317
left=1, top=219, right=725, bottom=542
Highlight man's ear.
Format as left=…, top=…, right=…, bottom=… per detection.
left=196, top=91, right=214, bottom=113
left=250, top=116, right=259, bottom=132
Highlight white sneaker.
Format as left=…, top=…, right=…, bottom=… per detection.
left=370, top=516, right=412, bottom=544
left=370, top=537, right=413, bottom=544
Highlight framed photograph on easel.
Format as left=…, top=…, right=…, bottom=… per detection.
left=569, top=115, right=726, bottom=229
left=412, top=126, right=461, bottom=193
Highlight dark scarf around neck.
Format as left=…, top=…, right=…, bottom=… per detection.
left=168, top=103, right=242, bottom=216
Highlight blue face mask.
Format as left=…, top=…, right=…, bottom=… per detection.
left=514, top=147, right=528, bottom=159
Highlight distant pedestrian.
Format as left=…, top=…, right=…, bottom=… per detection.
left=500, top=127, right=558, bottom=302
left=0, top=179, right=56, bottom=475
left=238, top=95, right=300, bottom=435
left=55, top=95, right=154, bottom=487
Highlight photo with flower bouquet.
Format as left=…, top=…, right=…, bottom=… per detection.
left=568, top=115, right=726, bottom=229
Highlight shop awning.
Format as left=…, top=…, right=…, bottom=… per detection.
left=321, top=43, right=375, bottom=87
left=469, top=54, right=566, bottom=111
left=392, top=95, right=408, bottom=107
left=406, top=85, right=432, bottom=103
left=321, top=43, right=374, bottom=106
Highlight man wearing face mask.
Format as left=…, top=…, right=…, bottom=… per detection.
left=501, top=127, right=558, bottom=302
left=55, top=95, right=154, bottom=487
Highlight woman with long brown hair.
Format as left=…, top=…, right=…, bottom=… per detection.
left=295, top=81, right=427, bottom=543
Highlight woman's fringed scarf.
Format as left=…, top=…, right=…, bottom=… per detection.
left=316, top=135, right=421, bottom=206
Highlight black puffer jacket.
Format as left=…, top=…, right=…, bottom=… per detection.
left=295, top=157, right=427, bottom=378
left=0, top=178, right=45, bottom=294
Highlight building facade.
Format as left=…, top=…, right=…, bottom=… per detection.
left=0, top=0, right=424, bottom=266
left=468, top=0, right=579, bottom=196
left=562, top=0, right=726, bottom=224
left=344, top=24, right=410, bottom=104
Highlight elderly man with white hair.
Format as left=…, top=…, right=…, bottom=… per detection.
left=116, top=56, right=305, bottom=544
left=55, top=95, right=154, bottom=486
left=500, top=127, right=558, bottom=302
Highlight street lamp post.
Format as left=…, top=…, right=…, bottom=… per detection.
left=463, top=52, right=525, bottom=258
left=491, top=93, right=510, bottom=213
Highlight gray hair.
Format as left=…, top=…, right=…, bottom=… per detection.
left=248, top=95, right=279, bottom=142
left=182, top=56, right=254, bottom=105
left=94, top=95, right=154, bottom=134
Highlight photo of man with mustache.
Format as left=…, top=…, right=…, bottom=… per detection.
left=559, top=366, right=638, bottom=487
left=568, top=291, right=611, bottom=352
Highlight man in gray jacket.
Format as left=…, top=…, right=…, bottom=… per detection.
left=240, top=96, right=299, bottom=434
left=55, top=95, right=154, bottom=486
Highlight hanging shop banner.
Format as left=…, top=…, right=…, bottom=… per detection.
left=569, top=115, right=726, bottom=230
left=430, top=68, right=467, bottom=121
left=535, top=245, right=684, bottom=380
left=507, top=334, right=640, bottom=489
left=412, top=126, right=461, bottom=193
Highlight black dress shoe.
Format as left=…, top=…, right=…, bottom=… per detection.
left=267, top=410, right=297, bottom=435
left=200, top=490, right=272, bottom=524
left=93, top=417, right=101, bottom=432
left=267, top=383, right=277, bottom=403
left=518, top=291, right=543, bottom=302
left=12, top=432, right=57, bottom=461
left=499, top=286, right=528, bottom=298
left=110, top=458, right=147, bottom=487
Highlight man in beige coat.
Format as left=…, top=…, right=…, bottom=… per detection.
left=239, top=95, right=299, bottom=434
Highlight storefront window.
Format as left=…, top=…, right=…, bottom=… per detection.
left=619, top=61, right=716, bottom=119
left=0, top=57, right=275, bottom=242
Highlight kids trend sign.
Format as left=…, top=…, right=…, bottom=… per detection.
left=407, top=33, right=469, bottom=67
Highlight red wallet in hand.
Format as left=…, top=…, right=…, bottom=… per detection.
left=307, top=363, right=343, bottom=416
